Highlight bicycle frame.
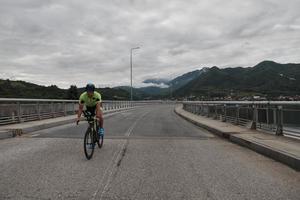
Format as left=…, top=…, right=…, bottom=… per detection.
left=82, top=110, right=103, bottom=159
left=83, top=110, right=99, bottom=139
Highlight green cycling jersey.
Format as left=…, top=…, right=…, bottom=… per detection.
left=79, top=91, right=102, bottom=107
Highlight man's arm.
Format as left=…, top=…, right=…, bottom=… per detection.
left=77, top=103, right=84, bottom=124
left=77, top=93, right=86, bottom=124
left=96, top=102, right=104, bottom=128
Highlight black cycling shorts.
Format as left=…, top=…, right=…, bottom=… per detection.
left=86, top=106, right=96, bottom=116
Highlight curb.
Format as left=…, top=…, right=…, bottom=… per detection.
left=0, top=107, right=136, bottom=140
left=230, top=135, right=300, bottom=171
left=0, top=130, right=12, bottom=139
left=174, top=107, right=300, bottom=171
left=174, top=108, right=234, bottom=139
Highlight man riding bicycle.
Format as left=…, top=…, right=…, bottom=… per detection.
left=77, top=83, right=104, bottom=136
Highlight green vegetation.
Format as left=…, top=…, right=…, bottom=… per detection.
left=174, top=61, right=300, bottom=99
left=0, top=79, right=65, bottom=99
left=0, top=79, right=131, bottom=100
left=67, top=85, right=78, bottom=99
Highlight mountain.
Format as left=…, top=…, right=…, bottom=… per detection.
left=0, top=79, right=130, bottom=100
left=2, top=60, right=299, bottom=100
left=143, top=68, right=207, bottom=90
left=114, top=86, right=169, bottom=100
left=138, top=86, right=169, bottom=97
left=175, top=61, right=300, bottom=98
left=169, top=68, right=208, bottom=90
left=0, top=79, right=66, bottom=99
left=77, top=87, right=130, bottom=100
left=136, top=68, right=208, bottom=98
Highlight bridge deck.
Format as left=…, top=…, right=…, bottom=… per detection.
left=0, top=105, right=299, bottom=199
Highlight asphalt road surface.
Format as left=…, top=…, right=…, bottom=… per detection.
left=0, top=105, right=299, bottom=200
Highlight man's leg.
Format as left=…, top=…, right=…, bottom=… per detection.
left=96, top=102, right=103, bottom=128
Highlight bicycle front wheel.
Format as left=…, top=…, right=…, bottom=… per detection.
left=95, top=124, right=103, bottom=149
left=97, top=135, right=104, bottom=149
left=84, top=127, right=95, bottom=160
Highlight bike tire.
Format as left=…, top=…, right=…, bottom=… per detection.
left=95, top=124, right=104, bottom=149
left=97, top=135, right=104, bottom=148
left=84, top=127, right=95, bottom=160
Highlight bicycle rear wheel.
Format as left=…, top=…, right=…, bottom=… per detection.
left=84, top=127, right=95, bottom=160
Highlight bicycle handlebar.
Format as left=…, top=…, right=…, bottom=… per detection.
left=76, top=110, right=96, bottom=125
left=82, top=110, right=96, bottom=122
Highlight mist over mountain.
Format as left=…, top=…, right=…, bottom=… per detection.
left=140, top=68, right=208, bottom=96
left=143, top=78, right=170, bottom=86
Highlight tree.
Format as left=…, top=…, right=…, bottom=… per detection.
left=67, top=85, right=78, bottom=99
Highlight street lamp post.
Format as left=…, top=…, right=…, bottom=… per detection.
left=130, top=47, right=140, bottom=101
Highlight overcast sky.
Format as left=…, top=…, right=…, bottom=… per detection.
left=0, top=0, right=300, bottom=88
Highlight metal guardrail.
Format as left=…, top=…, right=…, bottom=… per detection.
left=182, top=101, right=300, bottom=138
left=0, top=98, right=170, bottom=125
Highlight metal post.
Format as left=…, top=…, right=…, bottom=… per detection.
left=37, top=101, right=41, bottom=120
left=130, top=51, right=132, bottom=101
left=276, top=106, right=283, bottom=136
left=266, top=106, right=269, bottom=129
left=273, top=108, right=277, bottom=130
left=12, top=111, right=15, bottom=122
left=214, top=105, right=218, bottom=119
left=236, top=105, right=239, bottom=125
left=17, top=102, right=22, bottom=123
left=251, top=105, right=257, bottom=130
left=130, top=47, right=140, bottom=102
left=222, top=104, right=227, bottom=122
left=63, top=102, right=66, bottom=116
left=51, top=102, right=55, bottom=118
left=206, top=104, right=210, bottom=117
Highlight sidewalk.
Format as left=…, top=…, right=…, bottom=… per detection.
left=0, top=107, right=135, bottom=139
left=175, top=105, right=300, bottom=171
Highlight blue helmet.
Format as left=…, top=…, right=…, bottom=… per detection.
left=86, top=83, right=95, bottom=92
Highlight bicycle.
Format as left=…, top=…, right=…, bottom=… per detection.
left=78, top=110, right=103, bottom=160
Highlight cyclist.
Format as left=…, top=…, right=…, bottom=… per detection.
left=77, top=83, right=104, bottom=137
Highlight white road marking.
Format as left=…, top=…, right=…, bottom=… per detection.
left=92, top=110, right=151, bottom=200
left=90, top=143, right=122, bottom=200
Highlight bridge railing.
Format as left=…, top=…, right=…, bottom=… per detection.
left=0, top=98, right=167, bottom=125
left=182, top=101, right=300, bottom=138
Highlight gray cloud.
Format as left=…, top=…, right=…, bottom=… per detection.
left=0, top=0, right=299, bottom=88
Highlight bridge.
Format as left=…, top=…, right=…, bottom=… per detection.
left=0, top=99, right=299, bottom=199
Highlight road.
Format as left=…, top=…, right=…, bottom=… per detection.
left=0, top=105, right=299, bottom=200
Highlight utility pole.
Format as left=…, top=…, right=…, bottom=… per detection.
left=130, top=47, right=140, bottom=101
